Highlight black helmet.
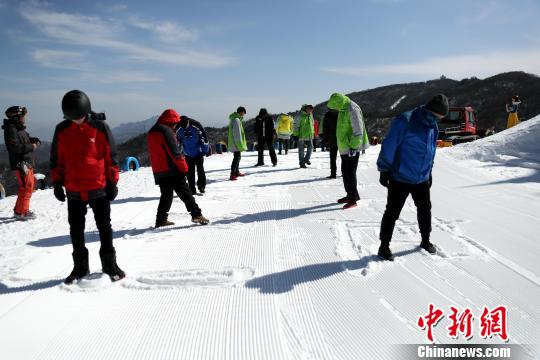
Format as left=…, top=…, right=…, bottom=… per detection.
left=62, top=90, right=91, bottom=120
left=5, top=106, right=27, bottom=120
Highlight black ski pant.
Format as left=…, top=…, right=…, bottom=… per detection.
left=185, top=155, right=206, bottom=193
left=68, top=196, right=114, bottom=256
left=257, top=137, right=277, bottom=165
left=379, top=179, right=431, bottom=245
left=278, top=139, right=289, bottom=154
left=231, top=151, right=241, bottom=177
left=340, top=153, right=360, bottom=202
left=329, top=146, right=338, bottom=177
left=156, top=175, right=202, bottom=223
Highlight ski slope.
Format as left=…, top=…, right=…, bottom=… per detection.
left=1, top=118, right=539, bottom=359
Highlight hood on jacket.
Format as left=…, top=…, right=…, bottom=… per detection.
left=327, top=93, right=351, bottom=111
left=258, top=108, right=268, bottom=117
left=2, top=117, right=25, bottom=130
left=229, top=112, right=242, bottom=121
left=158, top=109, right=181, bottom=126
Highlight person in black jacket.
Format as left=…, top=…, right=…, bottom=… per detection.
left=254, top=108, right=277, bottom=166
left=2, top=106, right=41, bottom=220
left=320, top=109, right=339, bottom=179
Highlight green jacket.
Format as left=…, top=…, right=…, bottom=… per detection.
left=327, top=93, right=369, bottom=154
left=293, top=105, right=314, bottom=140
left=228, top=112, right=247, bottom=152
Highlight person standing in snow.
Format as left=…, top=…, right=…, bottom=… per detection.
left=2, top=106, right=41, bottom=220
left=506, top=95, right=521, bottom=129
left=50, top=90, right=124, bottom=284
left=228, top=106, right=248, bottom=180
left=319, top=108, right=339, bottom=179
left=312, top=118, right=320, bottom=152
left=326, top=93, right=369, bottom=209
left=176, top=115, right=210, bottom=195
left=293, top=104, right=315, bottom=168
left=147, top=109, right=209, bottom=228
left=376, top=94, right=448, bottom=261
left=276, top=113, right=293, bottom=155
left=254, top=108, right=277, bottom=167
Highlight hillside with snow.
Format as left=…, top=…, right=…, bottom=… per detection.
left=0, top=118, right=539, bottom=359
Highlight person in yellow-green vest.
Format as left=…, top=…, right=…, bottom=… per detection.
left=293, top=104, right=314, bottom=168
left=228, top=106, right=247, bottom=181
left=506, top=95, right=521, bottom=129
left=327, top=93, right=369, bottom=209
left=276, top=113, right=293, bottom=155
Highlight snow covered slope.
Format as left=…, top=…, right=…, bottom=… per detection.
left=0, top=128, right=539, bottom=359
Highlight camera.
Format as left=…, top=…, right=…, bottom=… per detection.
left=90, top=112, right=106, bottom=121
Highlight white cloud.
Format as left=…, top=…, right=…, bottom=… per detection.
left=32, top=49, right=86, bottom=69
left=321, top=48, right=540, bottom=79
left=19, top=3, right=233, bottom=68
left=129, top=16, right=198, bottom=43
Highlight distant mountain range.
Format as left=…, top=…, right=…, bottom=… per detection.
left=2, top=71, right=540, bottom=196
left=116, top=71, right=540, bottom=163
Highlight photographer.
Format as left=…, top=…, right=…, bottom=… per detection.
left=2, top=106, right=40, bottom=220
left=50, top=90, right=125, bottom=284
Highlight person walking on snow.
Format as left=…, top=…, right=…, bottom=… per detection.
left=319, top=108, right=339, bottom=179
left=327, top=93, right=369, bottom=209
left=176, top=115, right=210, bottom=195
left=276, top=113, right=293, bottom=155
left=2, top=106, right=41, bottom=220
left=506, top=95, right=521, bottom=129
left=228, top=106, right=248, bottom=180
left=50, top=90, right=125, bottom=284
left=376, top=94, right=448, bottom=261
left=293, top=104, right=314, bottom=168
left=254, top=108, right=277, bottom=166
left=147, top=109, right=209, bottom=228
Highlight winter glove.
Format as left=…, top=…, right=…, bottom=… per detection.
left=379, top=172, right=390, bottom=188
left=429, top=174, right=432, bottom=188
left=106, top=181, right=118, bottom=201
left=53, top=182, right=66, bottom=202
left=29, top=137, right=41, bottom=146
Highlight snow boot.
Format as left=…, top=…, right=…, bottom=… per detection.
left=420, top=240, right=437, bottom=254
left=64, top=249, right=90, bottom=284
left=14, top=210, right=36, bottom=221
left=343, top=202, right=357, bottom=209
left=299, top=164, right=307, bottom=168
left=378, top=244, right=394, bottom=261
left=230, top=175, right=238, bottom=181
left=254, top=163, right=264, bottom=167
left=337, top=197, right=349, bottom=204
left=192, top=215, right=209, bottom=225
left=100, top=249, right=126, bottom=282
left=155, top=219, right=175, bottom=228
left=237, top=172, right=246, bottom=177
left=198, top=187, right=205, bottom=194
left=306, top=160, right=311, bottom=165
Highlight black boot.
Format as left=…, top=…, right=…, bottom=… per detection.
left=100, top=249, right=126, bottom=282
left=378, top=243, right=394, bottom=261
left=64, top=249, right=90, bottom=284
left=420, top=239, right=437, bottom=254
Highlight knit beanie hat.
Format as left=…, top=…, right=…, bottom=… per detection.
left=425, top=94, right=449, bottom=116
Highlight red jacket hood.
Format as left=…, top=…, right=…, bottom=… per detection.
left=158, top=109, right=181, bottom=126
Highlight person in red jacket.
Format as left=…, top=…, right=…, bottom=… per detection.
left=50, top=90, right=125, bottom=284
left=147, top=109, right=209, bottom=227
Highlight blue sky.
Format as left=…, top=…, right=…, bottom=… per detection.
left=1, top=0, right=539, bottom=140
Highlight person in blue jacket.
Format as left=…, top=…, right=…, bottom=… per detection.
left=376, top=94, right=448, bottom=261
left=176, top=115, right=210, bottom=195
